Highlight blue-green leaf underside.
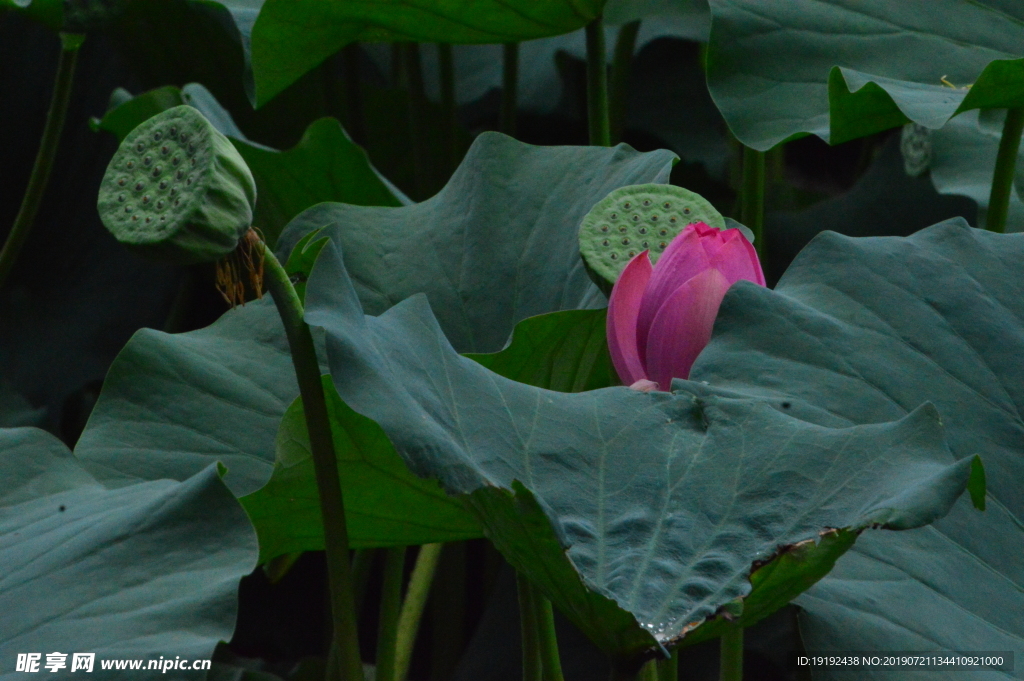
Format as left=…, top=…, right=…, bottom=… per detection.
left=278, top=132, right=678, bottom=354
left=302, top=237, right=972, bottom=660
left=692, top=219, right=1024, bottom=676
left=0, top=428, right=256, bottom=680
left=707, top=0, right=1024, bottom=149
left=250, top=0, right=604, bottom=106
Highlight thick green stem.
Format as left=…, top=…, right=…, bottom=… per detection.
left=740, top=145, right=765, bottom=260
left=501, top=42, right=519, bottom=137
left=585, top=17, right=611, bottom=147
left=0, top=33, right=82, bottom=291
left=261, top=246, right=364, bottom=681
left=517, top=572, right=542, bottom=681
left=720, top=627, right=743, bottom=681
left=393, top=542, right=444, bottom=681
left=609, top=20, right=640, bottom=145
left=638, top=660, right=658, bottom=681
left=535, top=591, right=565, bottom=681
left=376, top=547, right=407, bottom=681
left=437, top=44, right=458, bottom=175
left=657, top=650, right=678, bottom=681
left=986, top=106, right=1024, bottom=232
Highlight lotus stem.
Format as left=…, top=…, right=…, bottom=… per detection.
left=535, top=590, right=566, bottom=681
left=393, top=542, right=444, bottom=681
left=740, top=145, right=765, bottom=259
left=376, top=547, right=408, bottom=681
left=610, top=20, right=641, bottom=144
left=719, top=627, right=743, bottom=681
left=657, top=649, right=679, bottom=681
left=517, top=572, right=543, bottom=681
left=585, top=17, right=611, bottom=147
left=638, top=660, right=658, bottom=681
left=261, top=244, right=364, bottom=681
left=986, top=106, right=1024, bottom=232
left=0, top=32, right=82, bottom=291
left=501, top=42, right=519, bottom=137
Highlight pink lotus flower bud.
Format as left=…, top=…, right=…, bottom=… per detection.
left=606, top=222, right=765, bottom=391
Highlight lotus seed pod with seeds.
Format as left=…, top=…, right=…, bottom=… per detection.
left=900, top=123, right=932, bottom=178
left=579, top=184, right=726, bottom=289
left=97, top=105, right=256, bottom=265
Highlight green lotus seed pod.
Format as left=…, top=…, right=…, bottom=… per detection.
left=578, top=184, right=726, bottom=289
left=900, top=122, right=932, bottom=178
left=97, top=105, right=256, bottom=265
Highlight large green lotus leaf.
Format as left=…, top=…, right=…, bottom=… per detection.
left=691, top=220, right=1024, bottom=674
left=0, top=427, right=257, bottom=679
left=250, top=0, right=603, bottom=106
left=1, top=0, right=60, bottom=31
left=302, top=239, right=973, bottom=660
left=75, top=297, right=303, bottom=496
left=240, top=377, right=481, bottom=560
left=278, top=132, right=677, bottom=353
left=236, top=118, right=403, bottom=243
left=706, top=0, right=1024, bottom=150
left=765, top=134, right=977, bottom=282
left=356, top=85, right=472, bottom=202
left=362, top=0, right=711, bottom=115
left=241, top=305, right=610, bottom=560
left=0, top=381, right=45, bottom=429
left=926, top=110, right=1024, bottom=232
left=94, top=83, right=402, bottom=247
left=466, top=309, right=616, bottom=392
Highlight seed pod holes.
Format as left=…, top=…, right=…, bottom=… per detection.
left=97, top=105, right=256, bottom=265
left=578, top=183, right=726, bottom=287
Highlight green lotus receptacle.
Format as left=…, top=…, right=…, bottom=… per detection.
left=97, top=104, right=256, bottom=265
left=578, top=184, right=726, bottom=292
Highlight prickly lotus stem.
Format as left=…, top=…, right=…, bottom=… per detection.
left=578, top=184, right=726, bottom=290
left=97, top=105, right=256, bottom=265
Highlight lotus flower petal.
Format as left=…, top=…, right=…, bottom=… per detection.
left=635, top=226, right=711, bottom=363
left=606, top=251, right=653, bottom=386
left=700, top=225, right=766, bottom=287
left=644, top=268, right=731, bottom=390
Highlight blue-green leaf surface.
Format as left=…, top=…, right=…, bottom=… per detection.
left=707, top=0, right=1024, bottom=149
left=0, top=428, right=257, bottom=680
left=302, top=238, right=972, bottom=660
left=926, top=110, right=1024, bottom=232
left=250, top=0, right=604, bottom=106
left=75, top=298, right=302, bottom=496
left=692, top=220, right=1024, bottom=676
left=278, top=132, right=677, bottom=353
